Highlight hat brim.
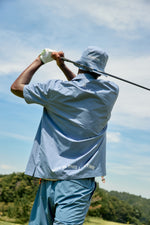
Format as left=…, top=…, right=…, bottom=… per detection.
left=74, top=60, right=104, bottom=76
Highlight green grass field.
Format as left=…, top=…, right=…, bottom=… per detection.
left=0, top=217, right=125, bottom=225
left=84, top=217, right=126, bottom=224
left=0, top=222, right=22, bottom=225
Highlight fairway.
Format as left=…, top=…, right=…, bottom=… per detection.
left=0, top=217, right=125, bottom=225
left=0, top=222, right=22, bottom=225
left=84, top=217, right=125, bottom=225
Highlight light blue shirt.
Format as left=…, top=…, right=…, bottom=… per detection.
left=23, top=73, right=119, bottom=179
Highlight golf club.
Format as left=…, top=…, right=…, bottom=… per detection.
left=61, top=57, right=150, bottom=92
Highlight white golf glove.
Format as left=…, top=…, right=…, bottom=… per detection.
left=40, top=48, right=56, bottom=64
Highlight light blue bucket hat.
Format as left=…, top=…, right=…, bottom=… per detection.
left=75, top=46, right=108, bottom=75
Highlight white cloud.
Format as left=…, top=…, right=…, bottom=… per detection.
left=96, top=174, right=150, bottom=198
left=107, top=132, right=121, bottom=143
left=0, top=62, right=24, bottom=75
left=108, top=163, right=133, bottom=176
left=36, top=0, right=150, bottom=35
left=0, top=164, right=18, bottom=174
left=0, top=29, right=78, bottom=79
left=0, top=30, right=39, bottom=76
left=0, top=164, right=14, bottom=170
left=0, top=131, right=33, bottom=142
left=96, top=142, right=150, bottom=198
left=106, top=153, right=150, bottom=180
left=84, top=0, right=150, bottom=32
left=107, top=55, right=150, bottom=130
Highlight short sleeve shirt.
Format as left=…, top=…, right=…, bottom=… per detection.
left=23, top=73, right=119, bottom=179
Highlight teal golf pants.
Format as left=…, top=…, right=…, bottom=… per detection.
left=28, top=178, right=96, bottom=225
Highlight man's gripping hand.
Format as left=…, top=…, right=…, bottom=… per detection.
left=40, top=48, right=57, bottom=64
left=51, top=51, right=65, bottom=68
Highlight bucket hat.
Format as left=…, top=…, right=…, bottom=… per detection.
left=75, top=46, right=108, bottom=75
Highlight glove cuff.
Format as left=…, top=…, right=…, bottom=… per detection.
left=40, top=48, right=56, bottom=64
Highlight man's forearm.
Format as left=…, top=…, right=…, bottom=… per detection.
left=11, top=56, right=43, bottom=98
left=51, top=51, right=76, bottom=81
left=59, top=64, right=76, bottom=81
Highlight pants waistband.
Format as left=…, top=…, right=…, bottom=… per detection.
left=40, top=178, right=58, bottom=181
left=39, top=177, right=95, bottom=184
left=39, top=178, right=58, bottom=184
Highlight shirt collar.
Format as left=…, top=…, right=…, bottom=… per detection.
left=72, top=73, right=95, bottom=82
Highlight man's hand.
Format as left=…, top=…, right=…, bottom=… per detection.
left=51, top=51, right=65, bottom=68
left=40, top=49, right=65, bottom=69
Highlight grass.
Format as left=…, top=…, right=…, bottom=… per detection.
left=0, top=216, right=27, bottom=225
left=0, top=222, right=23, bottom=225
left=0, top=217, right=126, bottom=225
left=84, top=217, right=126, bottom=225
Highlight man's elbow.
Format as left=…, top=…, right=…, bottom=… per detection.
left=10, top=83, right=18, bottom=95
left=10, top=84, right=24, bottom=98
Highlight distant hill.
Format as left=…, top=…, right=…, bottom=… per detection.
left=0, top=173, right=150, bottom=224
left=109, top=191, right=150, bottom=224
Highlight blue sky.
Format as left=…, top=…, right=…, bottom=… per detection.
left=0, top=0, right=150, bottom=198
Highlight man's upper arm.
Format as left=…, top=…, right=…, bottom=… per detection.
left=23, top=80, right=58, bottom=106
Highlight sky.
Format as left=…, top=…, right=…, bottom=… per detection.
left=0, top=0, right=150, bottom=198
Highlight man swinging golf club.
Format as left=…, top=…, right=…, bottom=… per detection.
left=11, top=46, right=119, bottom=225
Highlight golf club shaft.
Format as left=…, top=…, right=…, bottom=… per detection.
left=61, top=57, right=150, bottom=92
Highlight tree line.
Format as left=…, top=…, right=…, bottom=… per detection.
left=0, top=172, right=150, bottom=224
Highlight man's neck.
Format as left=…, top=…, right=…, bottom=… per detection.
left=78, top=69, right=99, bottom=79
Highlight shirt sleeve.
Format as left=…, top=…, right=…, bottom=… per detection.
left=23, top=80, right=58, bottom=106
left=104, top=80, right=119, bottom=112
